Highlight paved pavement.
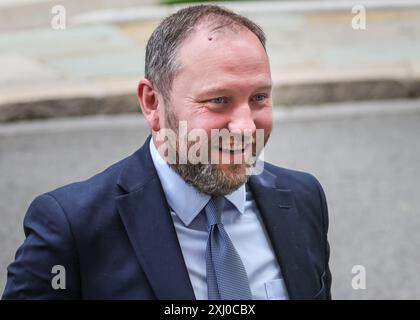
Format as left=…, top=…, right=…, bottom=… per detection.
left=1, top=99, right=420, bottom=299
left=1, top=0, right=420, bottom=121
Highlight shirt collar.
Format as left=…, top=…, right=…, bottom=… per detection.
left=149, top=138, right=246, bottom=226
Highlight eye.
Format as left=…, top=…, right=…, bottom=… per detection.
left=208, top=97, right=228, bottom=104
left=251, top=94, right=267, bottom=102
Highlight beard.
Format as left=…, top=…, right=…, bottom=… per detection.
left=172, top=161, right=248, bottom=197
left=163, top=105, right=267, bottom=196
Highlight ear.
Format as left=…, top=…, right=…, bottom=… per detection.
left=137, top=79, right=161, bottom=132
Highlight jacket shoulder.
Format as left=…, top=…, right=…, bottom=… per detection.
left=262, top=162, right=324, bottom=194
left=46, top=155, right=129, bottom=205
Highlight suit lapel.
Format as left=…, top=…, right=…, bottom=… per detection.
left=249, top=169, right=314, bottom=299
left=115, top=136, right=195, bottom=300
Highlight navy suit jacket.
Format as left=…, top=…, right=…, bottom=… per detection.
left=3, top=136, right=331, bottom=300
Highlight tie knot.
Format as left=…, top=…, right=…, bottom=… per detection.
left=205, top=196, right=225, bottom=228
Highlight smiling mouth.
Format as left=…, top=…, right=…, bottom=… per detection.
left=219, top=145, right=246, bottom=153
left=216, top=142, right=254, bottom=155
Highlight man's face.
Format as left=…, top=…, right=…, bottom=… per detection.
left=156, top=25, right=273, bottom=195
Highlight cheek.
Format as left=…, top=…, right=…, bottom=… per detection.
left=188, top=113, right=223, bottom=132
left=254, top=109, right=273, bottom=138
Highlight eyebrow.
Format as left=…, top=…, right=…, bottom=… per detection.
left=198, top=83, right=272, bottom=97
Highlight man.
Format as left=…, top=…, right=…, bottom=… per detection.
left=3, top=5, right=331, bottom=300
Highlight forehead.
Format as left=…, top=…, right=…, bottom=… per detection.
left=173, top=24, right=271, bottom=94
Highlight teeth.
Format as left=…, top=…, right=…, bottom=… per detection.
left=220, top=144, right=249, bottom=152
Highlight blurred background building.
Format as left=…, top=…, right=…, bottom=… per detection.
left=1, top=0, right=420, bottom=299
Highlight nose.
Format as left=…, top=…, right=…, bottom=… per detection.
left=227, top=103, right=256, bottom=135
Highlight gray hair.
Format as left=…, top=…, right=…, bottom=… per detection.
left=144, top=4, right=266, bottom=104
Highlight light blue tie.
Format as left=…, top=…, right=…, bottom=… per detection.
left=205, top=196, right=252, bottom=300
